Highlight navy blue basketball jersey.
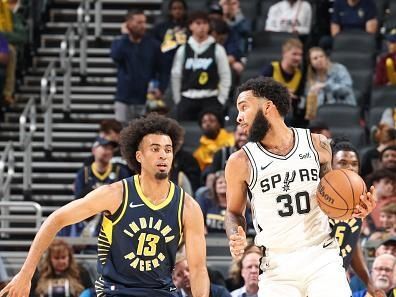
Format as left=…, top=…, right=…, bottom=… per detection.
left=95, top=175, right=184, bottom=296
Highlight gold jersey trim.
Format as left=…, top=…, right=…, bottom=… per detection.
left=112, top=179, right=129, bottom=226
left=133, top=175, right=175, bottom=210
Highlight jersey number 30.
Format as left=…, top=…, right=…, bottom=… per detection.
left=276, top=191, right=311, bottom=217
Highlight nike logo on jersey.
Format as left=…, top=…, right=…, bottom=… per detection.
left=129, top=202, right=145, bottom=209
left=169, top=287, right=177, bottom=292
left=261, top=161, right=273, bottom=171
left=323, top=239, right=334, bottom=249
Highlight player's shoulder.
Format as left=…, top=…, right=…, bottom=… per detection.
left=183, top=193, right=204, bottom=219
left=227, top=147, right=249, bottom=165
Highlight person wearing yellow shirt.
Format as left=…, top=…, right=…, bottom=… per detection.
left=194, top=110, right=234, bottom=171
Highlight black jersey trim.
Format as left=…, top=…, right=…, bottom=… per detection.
left=242, top=145, right=258, bottom=189
left=306, top=129, right=320, bottom=168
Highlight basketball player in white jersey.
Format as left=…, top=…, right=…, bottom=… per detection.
left=225, top=77, right=377, bottom=297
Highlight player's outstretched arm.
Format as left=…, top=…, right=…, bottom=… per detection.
left=183, top=194, right=210, bottom=297
left=0, top=182, right=123, bottom=297
left=225, top=150, right=249, bottom=260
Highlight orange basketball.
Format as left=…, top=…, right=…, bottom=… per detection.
left=316, top=169, right=366, bottom=220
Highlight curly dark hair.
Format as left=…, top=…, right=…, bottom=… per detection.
left=236, top=77, right=291, bottom=117
left=120, top=114, right=184, bottom=173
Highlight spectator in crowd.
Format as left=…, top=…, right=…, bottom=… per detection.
left=197, top=170, right=253, bottom=234
left=265, top=0, right=313, bottom=36
left=208, top=124, right=248, bottom=174
left=331, top=0, right=378, bottom=37
left=230, top=244, right=260, bottom=297
left=30, top=239, right=92, bottom=296
left=173, top=247, right=231, bottom=297
left=369, top=203, right=396, bottom=241
left=0, top=0, right=27, bottom=106
left=83, top=120, right=133, bottom=177
left=375, top=29, right=396, bottom=86
left=171, top=11, right=231, bottom=121
left=211, top=18, right=244, bottom=76
left=219, top=0, right=251, bottom=55
left=330, top=139, right=377, bottom=295
left=381, top=145, right=396, bottom=173
left=361, top=126, right=396, bottom=177
left=152, top=0, right=188, bottom=83
left=0, top=33, right=9, bottom=110
left=58, top=137, right=130, bottom=238
left=380, top=108, right=396, bottom=129
left=261, top=38, right=305, bottom=127
left=376, top=237, right=396, bottom=257
left=307, top=119, right=332, bottom=139
left=303, top=47, right=356, bottom=120
left=111, top=10, right=167, bottom=124
left=353, top=254, right=396, bottom=297
left=75, top=136, right=130, bottom=200
left=197, top=170, right=228, bottom=233
left=193, top=110, right=234, bottom=171
left=366, top=169, right=396, bottom=232
left=171, top=136, right=201, bottom=194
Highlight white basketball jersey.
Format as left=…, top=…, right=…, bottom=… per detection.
left=242, top=128, right=331, bottom=252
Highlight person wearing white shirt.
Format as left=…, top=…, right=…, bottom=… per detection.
left=265, top=0, right=312, bottom=35
left=230, top=246, right=260, bottom=297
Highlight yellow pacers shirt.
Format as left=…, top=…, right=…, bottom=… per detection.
left=193, top=128, right=235, bottom=170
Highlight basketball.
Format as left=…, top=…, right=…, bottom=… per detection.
left=316, top=169, right=366, bottom=220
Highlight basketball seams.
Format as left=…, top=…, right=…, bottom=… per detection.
left=339, top=169, right=356, bottom=211
left=319, top=177, right=349, bottom=218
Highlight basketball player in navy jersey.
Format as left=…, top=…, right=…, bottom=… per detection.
left=0, top=115, right=210, bottom=297
left=331, top=140, right=384, bottom=296
left=224, top=77, right=377, bottom=297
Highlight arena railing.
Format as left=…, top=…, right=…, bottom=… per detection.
left=19, top=97, right=36, bottom=200
left=60, top=25, right=75, bottom=118
left=40, top=60, right=57, bottom=158
left=0, top=141, right=14, bottom=238
left=94, top=0, right=102, bottom=41
left=77, top=0, right=89, bottom=79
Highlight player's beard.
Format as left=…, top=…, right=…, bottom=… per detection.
left=248, top=110, right=270, bottom=142
left=155, top=172, right=168, bottom=180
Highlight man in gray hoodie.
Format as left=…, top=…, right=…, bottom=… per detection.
left=171, top=11, right=231, bottom=121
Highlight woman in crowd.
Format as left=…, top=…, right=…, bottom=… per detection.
left=303, top=47, right=356, bottom=120
left=30, top=239, right=92, bottom=297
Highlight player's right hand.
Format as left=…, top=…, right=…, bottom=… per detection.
left=0, top=272, right=31, bottom=297
left=229, top=226, right=247, bottom=260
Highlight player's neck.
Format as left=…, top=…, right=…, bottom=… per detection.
left=138, top=172, right=170, bottom=204
left=260, top=123, right=294, bottom=153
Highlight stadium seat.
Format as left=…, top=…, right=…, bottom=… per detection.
left=331, top=126, right=368, bottom=148
left=245, top=50, right=281, bottom=72
left=350, top=69, right=373, bottom=107
left=370, top=86, right=396, bottom=108
left=333, top=31, right=377, bottom=54
left=316, top=104, right=361, bottom=128
left=179, top=121, right=202, bottom=153
left=330, top=52, right=374, bottom=72
left=252, top=31, right=295, bottom=50
left=240, top=68, right=261, bottom=83
left=368, top=106, right=387, bottom=128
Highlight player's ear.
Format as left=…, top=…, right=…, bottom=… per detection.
left=136, top=150, right=142, bottom=164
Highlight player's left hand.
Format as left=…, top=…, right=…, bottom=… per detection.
left=353, top=186, right=377, bottom=219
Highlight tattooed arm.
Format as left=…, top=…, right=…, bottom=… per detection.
left=312, top=134, right=333, bottom=178
left=225, top=149, right=249, bottom=259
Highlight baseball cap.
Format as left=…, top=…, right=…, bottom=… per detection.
left=92, top=136, right=118, bottom=148
left=386, top=28, right=396, bottom=43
